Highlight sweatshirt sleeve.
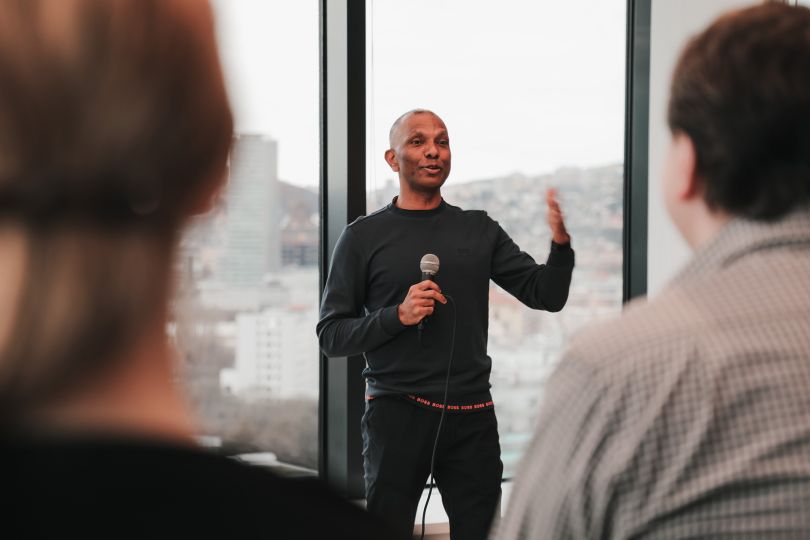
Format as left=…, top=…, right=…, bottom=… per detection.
left=490, top=221, right=575, bottom=312
left=316, top=226, right=407, bottom=358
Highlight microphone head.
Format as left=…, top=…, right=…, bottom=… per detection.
left=420, top=253, right=440, bottom=276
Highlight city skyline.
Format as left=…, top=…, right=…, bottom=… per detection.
left=183, top=0, right=627, bottom=474
left=177, top=156, right=624, bottom=473
left=211, top=0, right=625, bottom=188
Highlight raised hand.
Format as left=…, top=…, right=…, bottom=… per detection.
left=546, top=187, right=570, bottom=245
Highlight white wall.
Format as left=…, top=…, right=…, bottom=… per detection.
left=647, top=0, right=760, bottom=296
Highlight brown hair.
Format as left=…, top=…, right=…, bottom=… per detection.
left=668, top=2, right=810, bottom=220
left=0, top=0, right=233, bottom=420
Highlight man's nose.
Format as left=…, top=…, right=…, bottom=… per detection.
left=424, top=142, right=439, bottom=158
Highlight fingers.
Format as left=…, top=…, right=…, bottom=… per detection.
left=408, top=281, right=436, bottom=297
left=546, top=188, right=562, bottom=211
left=550, top=215, right=567, bottom=234
left=548, top=208, right=565, bottom=225
left=416, top=279, right=442, bottom=292
left=399, top=279, right=447, bottom=326
left=546, top=186, right=571, bottom=244
left=546, top=186, right=567, bottom=225
left=415, top=289, right=447, bottom=304
left=548, top=203, right=564, bottom=221
left=411, top=281, right=447, bottom=304
left=546, top=187, right=557, bottom=206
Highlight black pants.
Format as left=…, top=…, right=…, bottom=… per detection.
left=361, top=396, right=503, bottom=540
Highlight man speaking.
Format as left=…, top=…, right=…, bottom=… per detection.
left=317, top=109, right=574, bottom=540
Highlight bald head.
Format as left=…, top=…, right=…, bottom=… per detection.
left=384, top=109, right=451, bottom=196
left=388, top=109, right=445, bottom=149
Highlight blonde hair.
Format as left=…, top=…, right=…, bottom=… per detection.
left=0, top=0, right=233, bottom=421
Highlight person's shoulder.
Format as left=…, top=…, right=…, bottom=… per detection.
left=2, top=436, right=386, bottom=538
left=188, top=453, right=389, bottom=537
left=336, top=205, right=393, bottom=254
left=444, top=201, right=486, bottom=217
left=443, top=202, right=495, bottom=226
left=564, top=286, right=708, bottom=377
left=207, top=460, right=385, bottom=537
left=346, top=204, right=391, bottom=232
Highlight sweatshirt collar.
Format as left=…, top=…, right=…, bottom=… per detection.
left=388, top=196, right=447, bottom=217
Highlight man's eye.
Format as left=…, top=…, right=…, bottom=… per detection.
left=438, top=140, right=449, bottom=146
left=411, top=139, right=422, bottom=145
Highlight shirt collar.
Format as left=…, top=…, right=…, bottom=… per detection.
left=672, top=207, right=810, bottom=286
left=388, top=196, right=447, bottom=217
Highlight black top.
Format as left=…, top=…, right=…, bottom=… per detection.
left=1, top=430, right=386, bottom=538
left=317, top=198, right=575, bottom=406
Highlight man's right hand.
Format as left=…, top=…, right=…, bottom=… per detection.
left=398, top=280, right=447, bottom=326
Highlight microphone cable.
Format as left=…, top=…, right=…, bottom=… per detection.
left=419, top=294, right=456, bottom=540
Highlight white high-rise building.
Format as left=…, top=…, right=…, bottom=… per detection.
left=220, top=304, right=319, bottom=400
left=217, top=134, right=281, bottom=287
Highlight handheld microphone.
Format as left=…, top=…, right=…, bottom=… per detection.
left=416, top=253, right=453, bottom=540
left=418, top=254, right=440, bottom=333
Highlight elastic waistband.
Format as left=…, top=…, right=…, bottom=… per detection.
left=366, top=393, right=494, bottom=412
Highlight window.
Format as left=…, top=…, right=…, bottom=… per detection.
left=172, top=0, right=320, bottom=471
left=367, top=0, right=626, bottom=478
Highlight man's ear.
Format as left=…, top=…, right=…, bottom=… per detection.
left=384, top=149, right=399, bottom=172
left=673, top=132, right=701, bottom=201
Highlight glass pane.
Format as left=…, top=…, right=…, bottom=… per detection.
left=172, top=0, right=320, bottom=471
left=367, top=0, right=626, bottom=478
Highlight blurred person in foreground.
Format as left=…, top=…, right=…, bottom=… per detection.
left=0, top=0, right=384, bottom=537
left=496, top=4, right=810, bottom=539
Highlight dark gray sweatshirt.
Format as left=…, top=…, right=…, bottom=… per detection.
left=316, top=198, right=574, bottom=406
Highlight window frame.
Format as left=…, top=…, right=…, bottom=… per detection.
left=318, top=0, right=651, bottom=498
left=624, top=0, right=651, bottom=301
left=319, top=0, right=368, bottom=498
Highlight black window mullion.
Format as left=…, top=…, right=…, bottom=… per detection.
left=319, top=0, right=367, bottom=499
left=623, top=0, right=651, bottom=302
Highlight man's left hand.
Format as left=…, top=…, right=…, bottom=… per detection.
left=546, top=188, right=570, bottom=245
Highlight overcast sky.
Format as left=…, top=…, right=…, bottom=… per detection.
left=211, top=0, right=626, bottom=189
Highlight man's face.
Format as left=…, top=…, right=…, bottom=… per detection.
left=385, top=113, right=451, bottom=193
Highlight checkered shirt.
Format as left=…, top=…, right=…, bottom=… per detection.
left=495, top=209, right=810, bottom=539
